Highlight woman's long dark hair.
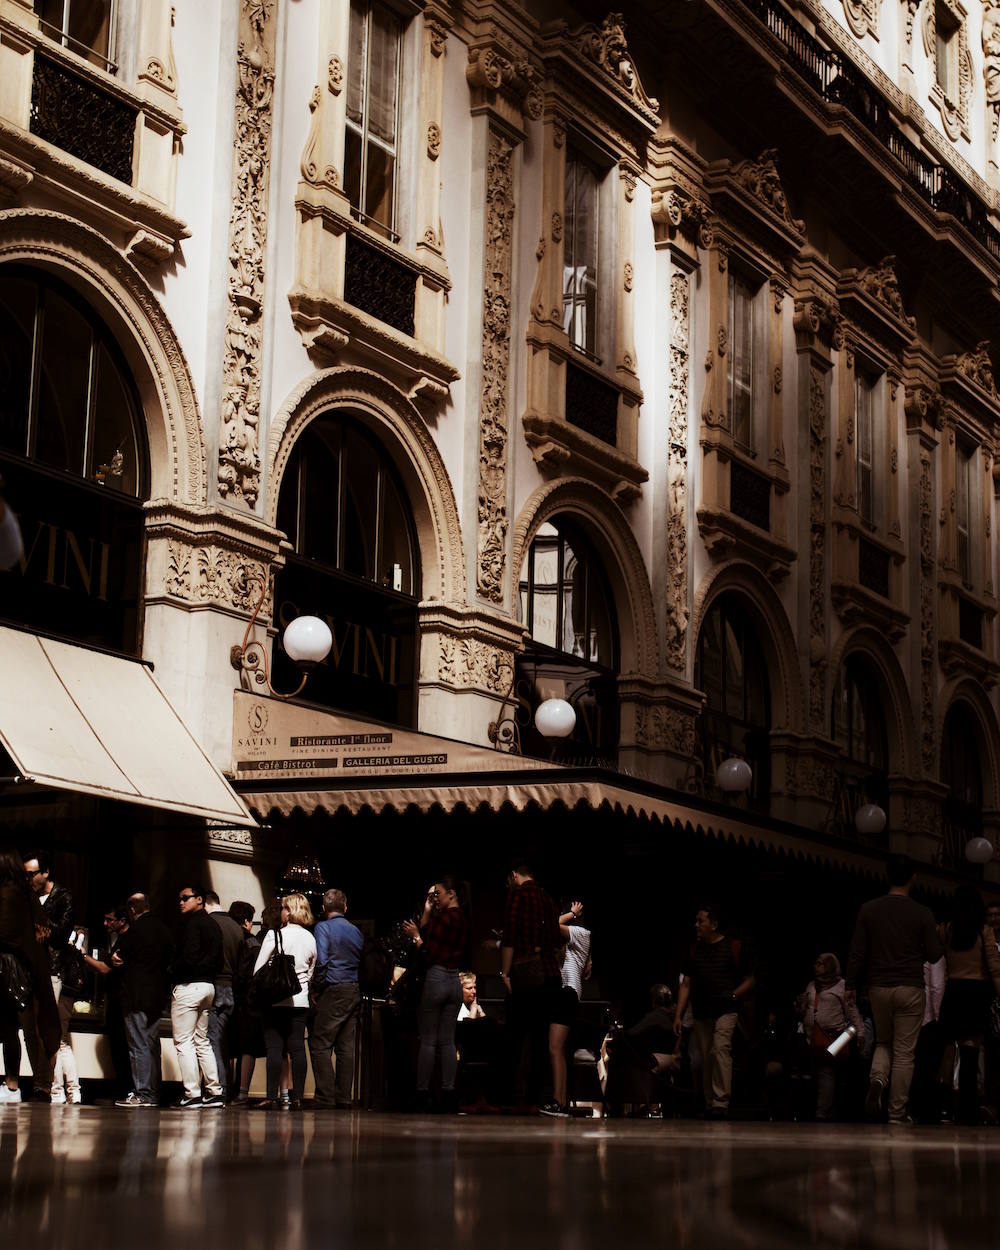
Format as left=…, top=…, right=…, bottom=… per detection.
left=436, top=875, right=473, bottom=968
left=0, top=845, right=29, bottom=896
left=950, top=884, right=986, bottom=952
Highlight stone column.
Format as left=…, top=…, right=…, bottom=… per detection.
left=615, top=161, right=640, bottom=461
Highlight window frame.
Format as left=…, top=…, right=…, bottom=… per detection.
left=345, top=0, right=404, bottom=243
left=854, top=366, right=879, bottom=530
left=956, top=433, right=974, bottom=587
left=562, top=146, right=602, bottom=363
left=725, top=267, right=766, bottom=455
left=34, top=0, right=118, bottom=75
left=935, top=1, right=959, bottom=103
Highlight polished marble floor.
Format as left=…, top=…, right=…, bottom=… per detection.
left=1, top=1107, right=999, bottom=1249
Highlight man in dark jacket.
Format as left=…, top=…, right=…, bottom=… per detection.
left=170, top=883, right=225, bottom=1108
left=204, top=891, right=247, bottom=1097
left=22, top=851, right=74, bottom=1102
left=112, top=894, right=174, bottom=1108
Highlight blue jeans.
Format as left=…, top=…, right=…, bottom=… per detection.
left=417, top=966, right=462, bottom=1092
left=124, top=1009, right=162, bottom=1102
left=207, top=985, right=235, bottom=1094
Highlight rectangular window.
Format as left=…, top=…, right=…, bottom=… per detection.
left=35, top=0, right=116, bottom=72
left=956, top=438, right=972, bottom=585
left=855, top=372, right=875, bottom=527
left=562, top=150, right=600, bottom=359
left=727, top=272, right=755, bottom=451
left=345, top=0, right=402, bottom=241
left=935, top=3, right=958, bottom=99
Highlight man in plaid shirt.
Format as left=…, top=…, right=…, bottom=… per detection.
left=501, top=863, right=564, bottom=1107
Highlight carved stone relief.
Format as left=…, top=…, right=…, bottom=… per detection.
left=634, top=704, right=695, bottom=756
left=218, top=0, right=276, bottom=509
left=842, top=0, right=881, bottom=40
left=956, top=341, right=998, bottom=397
left=923, top=0, right=973, bottom=141
left=565, top=12, right=659, bottom=119
left=918, top=448, right=936, bottom=771
left=165, top=540, right=272, bottom=614
left=665, top=270, right=690, bottom=673
left=854, top=255, right=913, bottom=326
left=475, top=130, right=517, bottom=605
left=986, top=6, right=1000, bottom=137
left=729, top=149, right=804, bottom=233
left=809, top=367, right=827, bottom=729
left=437, top=634, right=515, bottom=693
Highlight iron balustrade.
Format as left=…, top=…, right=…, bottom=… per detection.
left=958, top=595, right=984, bottom=649
left=29, top=51, right=136, bottom=186
left=729, top=458, right=771, bottom=531
left=343, top=232, right=416, bottom=338
left=858, top=535, right=890, bottom=599
left=732, top=0, right=1000, bottom=263
left=565, top=361, right=619, bottom=446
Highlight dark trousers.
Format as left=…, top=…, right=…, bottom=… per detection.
left=124, top=1009, right=162, bottom=1102
left=416, top=966, right=462, bottom=1092
left=505, top=977, right=560, bottom=1105
left=207, top=985, right=235, bottom=1094
left=263, top=1007, right=308, bottom=1101
left=308, top=983, right=360, bottom=1106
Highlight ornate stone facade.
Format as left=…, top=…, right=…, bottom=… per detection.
left=475, top=128, right=516, bottom=605
left=809, top=366, right=828, bottom=729
left=922, top=0, right=973, bottom=142
left=665, top=269, right=690, bottom=673
left=841, top=0, right=881, bottom=40
left=218, top=0, right=277, bottom=509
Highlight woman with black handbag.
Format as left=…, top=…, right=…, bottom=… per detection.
left=0, top=845, right=59, bottom=1105
left=251, top=895, right=316, bottom=1109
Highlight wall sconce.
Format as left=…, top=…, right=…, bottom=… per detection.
left=855, top=803, right=887, bottom=837
left=716, top=756, right=753, bottom=794
left=965, top=836, right=995, bottom=865
left=489, top=682, right=577, bottom=754
left=230, top=575, right=332, bottom=700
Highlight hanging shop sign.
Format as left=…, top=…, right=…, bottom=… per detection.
left=232, top=691, right=545, bottom=782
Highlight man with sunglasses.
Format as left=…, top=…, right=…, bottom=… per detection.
left=170, top=884, right=225, bottom=1108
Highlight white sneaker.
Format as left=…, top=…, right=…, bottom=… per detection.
left=0, top=1085, right=21, bottom=1105
left=68, top=1091, right=82, bottom=1105
left=49, top=1089, right=67, bottom=1105
left=573, top=1048, right=597, bottom=1063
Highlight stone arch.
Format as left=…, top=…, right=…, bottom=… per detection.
left=828, top=626, right=919, bottom=777
left=510, top=478, right=658, bottom=677
left=938, top=678, right=1000, bottom=809
left=0, top=209, right=206, bottom=504
left=691, top=560, right=804, bottom=732
left=267, top=368, right=465, bottom=604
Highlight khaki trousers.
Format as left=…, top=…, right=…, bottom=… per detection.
left=692, top=1012, right=738, bottom=1111
left=869, top=985, right=925, bottom=1121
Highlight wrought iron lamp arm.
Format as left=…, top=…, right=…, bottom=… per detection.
left=229, top=573, right=307, bottom=700
left=487, top=668, right=521, bottom=754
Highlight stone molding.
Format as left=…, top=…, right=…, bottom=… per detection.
left=665, top=267, right=691, bottom=674
left=418, top=603, right=525, bottom=696
left=266, top=367, right=465, bottom=607
left=510, top=476, right=658, bottom=678
left=0, top=208, right=206, bottom=504
left=217, top=0, right=277, bottom=510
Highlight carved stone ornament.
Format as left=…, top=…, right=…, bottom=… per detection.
left=427, top=122, right=442, bottom=161
left=633, top=704, right=695, bottom=755
left=654, top=189, right=713, bottom=249
left=475, top=130, right=517, bottom=604
left=904, top=0, right=921, bottom=49
left=466, top=45, right=544, bottom=121
left=623, top=261, right=633, bottom=292
left=808, top=366, right=827, bottom=729
left=923, top=0, right=973, bottom=141
left=437, top=634, right=514, bottom=693
left=918, top=448, right=936, bottom=770
left=793, top=294, right=843, bottom=350
left=986, top=6, right=1000, bottom=137
left=139, top=4, right=179, bottom=96
left=428, top=18, right=448, bottom=58
left=300, top=85, right=323, bottom=184
left=566, top=12, right=659, bottom=121
left=218, top=0, right=277, bottom=509
left=855, top=255, right=913, bottom=326
left=328, top=55, right=344, bottom=95
left=842, top=0, right=880, bottom=40
left=665, top=270, right=690, bottom=673
left=166, top=541, right=273, bottom=614
left=956, top=341, right=998, bottom=397
left=730, top=149, right=804, bottom=233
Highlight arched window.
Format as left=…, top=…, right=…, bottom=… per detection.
left=273, top=414, right=420, bottom=725
left=695, top=595, right=770, bottom=805
left=0, top=267, right=148, bottom=653
left=829, top=655, right=889, bottom=843
left=516, top=518, right=619, bottom=759
left=941, top=702, right=984, bottom=871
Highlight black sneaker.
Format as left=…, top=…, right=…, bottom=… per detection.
left=538, top=1102, right=570, bottom=1118
left=865, top=1076, right=887, bottom=1120
left=201, top=1094, right=226, bottom=1108
left=176, top=1096, right=203, bottom=1109
left=115, top=1093, right=157, bottom=1109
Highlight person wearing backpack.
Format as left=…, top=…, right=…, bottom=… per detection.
left=802, top=952, right=863, bottom=1121
left=309, top=889, right=363, bottom=1109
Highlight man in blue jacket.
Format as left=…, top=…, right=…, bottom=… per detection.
left=309, top=888, right=364, bottom=1108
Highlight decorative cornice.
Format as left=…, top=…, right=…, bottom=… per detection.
left=563, top=12, right=659, bottom=125
left=650, top=188, right=713, bottom=250
left=728, top=149, right=804, bottom=234
left=955, top=341, right=998, bottom=399
left=466, top=41, right=543, bottom=126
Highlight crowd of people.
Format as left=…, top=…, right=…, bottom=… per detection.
left=2, top=843, right=1000, bottom=1125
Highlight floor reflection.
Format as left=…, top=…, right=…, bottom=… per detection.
left=1, top=1111, right=1000, bottom=1249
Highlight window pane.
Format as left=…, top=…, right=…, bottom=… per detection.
left=530, top=523, right=560, bottom=650
left=34, top=289, right=92, bottom=476
left=0, top=276, right=36, bottom=456
left=89, top=343, right=139, bottom=495
left=366, top=5, right=399, bottom=146
left=276, top=456, right=300, bottom=549
left=724, top=617, right=744, bottom=720
left=563, top=154, right=598, bottom=353
left=36, top=0, right=65, bottom=33
left=347, top=0, right=366, bottom=125
left=344, top=127, right=363, bottom=212
left=728, top=274, right=753, bottom=447
left=700, top=609, right=724, bottom=713
left=587, top=567, right=614, bottom=667
left=299, top=425, right=341, bottom=568
left=378, top=470, right=414, bottom=595
left=856, top=375, right=874, bottom=525
left=341, top=428, right=379, bottom=581
left=562, top=541, right=586, bottom=659
left=68, top=0, right=112, bottom=65
left=365, top=144, right=395, bottom=230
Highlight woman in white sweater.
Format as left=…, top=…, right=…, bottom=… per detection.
left=253, top=894, right=316, bottom=1109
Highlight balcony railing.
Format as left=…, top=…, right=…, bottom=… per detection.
left=730, top=459, right=771, bottom=531
left=343, top=233, right=416, bottom=338
left=958, top=595, right=984, bottom=649
left=29, top=50, right=136, bottom=186
left=734, top=0, right=1000, bottom=264
left=858, top=535, right=890, bottom=598
left=565, top=361, right=618, bottom=446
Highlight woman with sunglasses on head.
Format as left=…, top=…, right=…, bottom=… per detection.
left=252, top=893, right=316, bottom=1110
left=403, top=877, right=470, bottom=1113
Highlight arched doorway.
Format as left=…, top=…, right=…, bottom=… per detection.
left=829, top=654, right=889, bottom=844
left=272, top=412, right=420, bottom=726
left=0, top=264, right=149, bottom=653
left=694, top=593, right=771, bottom=807
left=515, top=515, right=620, bottom=760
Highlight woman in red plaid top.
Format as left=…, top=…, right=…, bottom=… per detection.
left=403, top=877, right=470, bottom=1112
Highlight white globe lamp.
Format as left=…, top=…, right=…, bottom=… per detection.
left=534, top=698, right=576, bottom=739
left=716, top=757, right=753, bottom=793
left=283, top=615, right=333, bottom=666
left=855, top=803, right=887, bottom=836
left=965, top=836, right=995, bottom=865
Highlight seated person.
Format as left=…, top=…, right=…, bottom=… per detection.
left=606, top=984, right=678, bottom=1113
left=457, top=972, right=486, bottom=1020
